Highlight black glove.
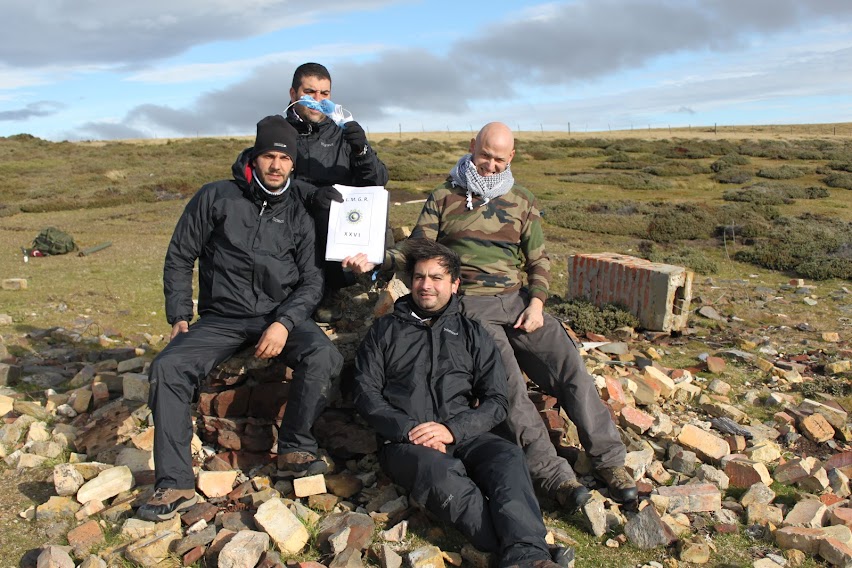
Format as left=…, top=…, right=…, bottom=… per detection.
left=343, top=121, right=368, bottom=154
left=309, top=185, right=344, bottom=213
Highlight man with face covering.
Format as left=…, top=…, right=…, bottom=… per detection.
left=344, top=122, right=637, bottom=513
left=286, top=62, right=389, bottom=291
left=138, top=116, right=343, bottom=521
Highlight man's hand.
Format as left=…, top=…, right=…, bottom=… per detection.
left=255, top=322, right=289, bottom=359
left=170, top=321, right=189, bottom=341
left=409, top=422, right=454, bottom=450
left=342, top=122, right=368, bottom=153
left=310, top=186, right=344, bottom=212
left=342, top=253, right=377, bottom=275
left=513, top=297, right=544, bottom=333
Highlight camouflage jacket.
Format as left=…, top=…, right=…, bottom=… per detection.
left=386, top=179, right=551, bottom=301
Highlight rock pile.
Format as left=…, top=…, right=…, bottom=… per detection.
left=0, top=275, right=850, bottom=567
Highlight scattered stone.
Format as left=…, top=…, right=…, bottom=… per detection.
left=124, top=531, right=181, bottom=567
left=741, top=482, right=776, bottom=507
left=217, top=530, right=270, bottom=568
left=2, top=278, right=28, bottom=290
left=678, top=536, right=711, bottom=564
left=408, top=546, right=446, bottom=568
left=254, top=498, right=310, bottom=554
left=36, top=546, right=74, bottom=568
left=783, top=500, right=828, bottom=529
left=197, top=470, right=237, bottom=498
left=801, top=413, right=836, bottom=443
left=293, top=474, right=327, bottom=497
left=725, top=458, right=773, bottom=488
left=624, top=505, right=678, bottom=549
left=66, top=519, right=104, bottom=556
left=75, top=465, right=134, bottom=504
left=677, top=424, right=729, bottom=463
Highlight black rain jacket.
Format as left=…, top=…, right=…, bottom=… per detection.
left=287, top=109, right=389, bottom=190
left=163, top=148, right=322, bottom=331
left=353, top=294, right=509, bottom=445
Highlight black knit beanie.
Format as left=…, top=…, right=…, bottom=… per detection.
left=251, top=115, right=298, bottom=165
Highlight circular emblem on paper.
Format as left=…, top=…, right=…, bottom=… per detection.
left=347, top=209, right=363, bottom=224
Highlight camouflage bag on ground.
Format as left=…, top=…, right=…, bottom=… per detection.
left=30, top=227, right=78, bottom=255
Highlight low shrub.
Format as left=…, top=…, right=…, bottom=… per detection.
left=733, top=214, right=852, bottom=279
left=645, top=246, right=719, bottom=274
left=824, top=172, right=852, bottom=190
left=546, top=297, right=640, bottom=335
left=646, top=204, right=715, bottom=243
left=643, top=162, right=710, bottom=177
left=711, top=154, right=750, bottom=172
left=545, top=201, right=648, bottom=237
left=713, top=169, right=752, bottom=184
left=756, top=165, right=806, bottom=180
left=558, top=172, right=671, bottom=190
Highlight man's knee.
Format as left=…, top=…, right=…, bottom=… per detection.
left=302, top=341, right=343, bottom=377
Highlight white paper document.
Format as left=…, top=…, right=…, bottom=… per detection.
left=325, top=184, right=388, bottom=264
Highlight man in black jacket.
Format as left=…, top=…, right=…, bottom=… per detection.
left=287, top=62, right=390, bottom=291
left=354, top=239, right=564, bottom=568
left=138, top=115, right=343, bottom=521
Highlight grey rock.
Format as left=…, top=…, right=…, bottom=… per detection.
left=36, top=545, right=74, bottom=568
left=218, top=531, right=269, bottom=568
left=624, top=506, right=678, bottom=550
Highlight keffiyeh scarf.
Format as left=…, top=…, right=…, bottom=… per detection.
left=449, top=153, right=514, bottom=210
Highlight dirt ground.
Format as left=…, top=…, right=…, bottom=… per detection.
left=0, top=466, right=66, bottom=566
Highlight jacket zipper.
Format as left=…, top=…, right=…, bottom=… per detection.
left=258, top=200, right=267, bottom=219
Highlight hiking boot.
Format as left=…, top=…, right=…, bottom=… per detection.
left=136, top=487, right=197, bottom=521
left=277, top=451, right=328, bottom=478
left=555, top=479, right=592, bottom=511
left=596, top=466, right=638, bottom=503
left=551, top=546, right=576, bottom=568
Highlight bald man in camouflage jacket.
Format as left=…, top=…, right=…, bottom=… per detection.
left=345, top=122, right=637, bottom=510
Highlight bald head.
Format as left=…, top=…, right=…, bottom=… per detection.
left=469, top=122, right=515, bottom=176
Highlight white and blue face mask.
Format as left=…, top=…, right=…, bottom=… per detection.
left=285, top=96, right=354, bottom=128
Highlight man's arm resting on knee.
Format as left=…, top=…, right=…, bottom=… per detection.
left=255, top=322, right=289, bottom=359
left=513, top=297, right=545, bottom=333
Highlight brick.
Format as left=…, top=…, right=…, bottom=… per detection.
left=620, top=405, right=654, bottom=434
left=677, top=424, right=729, bottom=462
left=745, top=441, right=782, bottom=464
left=801, top=413, right=835, bottom=443
left=213, top=385, right=251, bottom=418
left=801, top=398, right=849, bottom=431
left=293, top=474, right=327, bottom=498
left=181, top=501, right=219, bottom=526
left=656, top=483, right=721, bottom=513
left=197, top=470, right=237, bottom=498
left=643, top=366, right=675, bottom=398
left=632, top=374, right=661, bottom=405
left=775, top=457, right=821, bottom=485
left=540, top=409, right=564, bottom=431
left=747, top=503, right=784, bottom=526
left=91, top=381, right=110, bottom=409
left=783, top=500, right=828, bottom=528
left=832, top=508, right=852, bottom=528
left=254, top=498, right=310, bottom=554
left=725, top=459, right=773, bottom=488
left=819, top=538, right=852, bottom=568
left=776, top=526, right=852, bottom=554
left=67, top=520, right=104, bottom=556
left=706, top=358, right=727, bottom=374
left=604, top=376, right=627, bottom=410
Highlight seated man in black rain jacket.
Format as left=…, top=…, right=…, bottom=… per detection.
left=353, top=239, right=570, bottom=568
left=138, top=116, right=343, bottom=521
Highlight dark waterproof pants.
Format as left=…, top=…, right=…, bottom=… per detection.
left=380, top=433, right=551, bottom=567
left=149, top=314, right=343, bottom=489
left=461, top=291, right=626, bottom=495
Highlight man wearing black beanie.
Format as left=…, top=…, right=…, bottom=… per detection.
left=138, top=115, right=343, bottom=521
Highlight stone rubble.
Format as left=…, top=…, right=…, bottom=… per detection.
left=0, top=272, right=850, bottom=567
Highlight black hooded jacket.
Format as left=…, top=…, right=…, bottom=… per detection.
left=163, top=148, right=322, bottom=331
left=287, top=109, right=389, bottom=189
left=353, top=294, right=509, bottom=445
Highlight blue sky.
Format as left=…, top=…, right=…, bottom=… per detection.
left=1, top=0, right=851, bottom=141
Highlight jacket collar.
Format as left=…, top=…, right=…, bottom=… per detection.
left=392, top=293, right=461, bottom=326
